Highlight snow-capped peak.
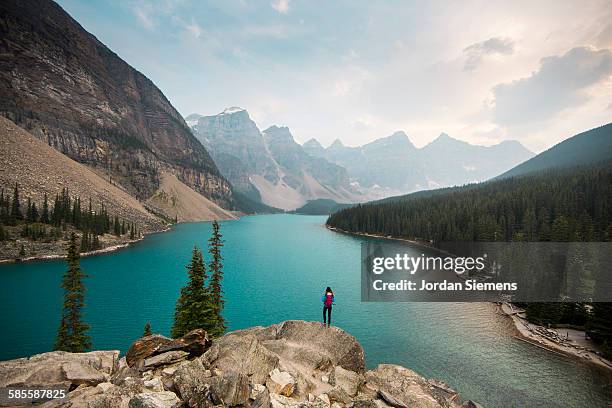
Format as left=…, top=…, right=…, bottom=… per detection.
left=221, top=107, right=246, bottom=115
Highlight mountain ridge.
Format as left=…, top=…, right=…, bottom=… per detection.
left=188, top=108, right=361, bottom=210
left=0, top=0, right=232, bottom=207
left=305, top=131, right=534, bottom=198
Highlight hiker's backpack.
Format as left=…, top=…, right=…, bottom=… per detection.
left=324, top=293, right=333, bottom=307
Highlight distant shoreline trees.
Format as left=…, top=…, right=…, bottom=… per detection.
left=172, top=221, right=226, bottom=338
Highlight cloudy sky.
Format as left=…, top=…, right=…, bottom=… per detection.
left=57, top=0, right=612, bottom=152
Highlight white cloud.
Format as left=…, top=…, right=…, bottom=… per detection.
left=491, top=46, right=612, bottom=126
left=463, top=37, right=514, bottom=71
left=271, top=0, right=290, bottom=14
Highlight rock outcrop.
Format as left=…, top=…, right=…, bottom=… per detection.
left=0, top=321, right=482, bottom=408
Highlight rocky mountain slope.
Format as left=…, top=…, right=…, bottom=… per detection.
left=305, top=132, right=533, bottom=199
left=0, top=117, right=161, bottom=231
left=0, top=321, right=482, bottom=408
left=0, top=0, right=232, bottom=206
left=188, top=109, right=361, bottom=210
left=0, top=116, right=168, bottom=259
left=147, top=173, right=237, bottom=223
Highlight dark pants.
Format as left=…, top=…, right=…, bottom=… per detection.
left=323, top=306, right=332, bottom=325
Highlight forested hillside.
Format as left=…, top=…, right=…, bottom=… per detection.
left=327, top=162, right=612, bottom=243
left=498, top=123, right=612, bottom=179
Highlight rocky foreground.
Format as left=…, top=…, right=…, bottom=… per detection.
left=0, top=321, right=482, bottom=408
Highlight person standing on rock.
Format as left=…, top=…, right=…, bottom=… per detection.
left=322, top=287, right=335, bottom=327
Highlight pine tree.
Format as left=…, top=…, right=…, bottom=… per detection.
left=172, top=247, right=217, bottom=338
left=10, top=183, right=22, bottom=224
left=30, top=202, right=39, bottom=223
left=54, top=233, right=91, bottom=352
left=208, top=221, right=226, bottom=336
left=41, top=194, right=50, bottom=224
left=113, top=215, right=121, bottom=236
left=0, top=224, right=5, bottom=241
left=26, top=198, right=33, bottom=222
left=143, top=322, right=152, bottom=337
left=18, top=243, right=25, bottom=257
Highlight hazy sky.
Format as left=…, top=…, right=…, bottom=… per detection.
left=57, top=0, right=612, bottom=152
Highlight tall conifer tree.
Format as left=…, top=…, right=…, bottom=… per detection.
left=171, top=247, right=217, bottom=338
left=54, top=233, right=91, bottom=352
left=208, top=221, right=226, bottom=336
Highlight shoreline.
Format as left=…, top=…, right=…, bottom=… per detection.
left=0, top=213, right=251, bottom=265
left=325, top=225, right=435, bottom=250
left=499, top=303, right=612, bottom=373
left=0, top=231, right=159, bottom=265
left=326, top=224, right=612, bottom=374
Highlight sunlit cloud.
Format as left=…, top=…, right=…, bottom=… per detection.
left=463, top=37, right=514, bottom=71
left=491, top=46, right=612, bottom=125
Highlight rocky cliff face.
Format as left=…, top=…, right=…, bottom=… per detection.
left=0, top=321, right=482, bottom=408
left=0, top=0, right=232, bottom=206
left=307, top=132, right=534, bottom=200
left=189, top=109, right=362, bottom=210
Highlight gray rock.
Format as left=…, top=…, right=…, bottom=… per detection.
left=203, top=333, right=279, bottom=385
left=274, top=321, right=366, bottom=373
left=172, top=359, right=211, bottom=407
left=208, top=371, right=250, bottom=406
left=378, top=389, right=409, bottom=408
left=143, top=351, right=189, bottom=369
left=129, top=391, right=182, bottom=408
left=365, top=365, right=447, bottom=408
left=0, top=350, right=119, bottom=389
left=327, top=386, right=353, bottom=404
left=252, top=387, right=271, bottom=408
left=330, top=366, right=362, bottom=396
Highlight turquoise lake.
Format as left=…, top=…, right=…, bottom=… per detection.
left=1, top=214, right=611, bottom=407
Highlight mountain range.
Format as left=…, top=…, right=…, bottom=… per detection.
left=187, top=108, right=361, bottom=210
left=304, top=132, right=534, bottom=199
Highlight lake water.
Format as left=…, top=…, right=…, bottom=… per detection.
left=1, top=214, right=611, bottom=407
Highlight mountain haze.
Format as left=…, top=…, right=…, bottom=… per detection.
left=188, top=108, right=361, bottom=210
left=307, top=132, right=534, bottom=198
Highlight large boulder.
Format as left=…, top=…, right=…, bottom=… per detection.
left=329, top=365, right=363, bottom=396
left=273, top=321, right=366, bottom=373
left=207, top=371, right=250, bottom=406
left=171, top=359, right=212, bottom=407
left=202, top=321, right=365, bottom=400
left=0, top=350, right=119, bottom=391
left=126, top=329, right=211, bottom=368
left=364, top=364, right=461, bottom=408
left=202, top=333, right=279, bottom=385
